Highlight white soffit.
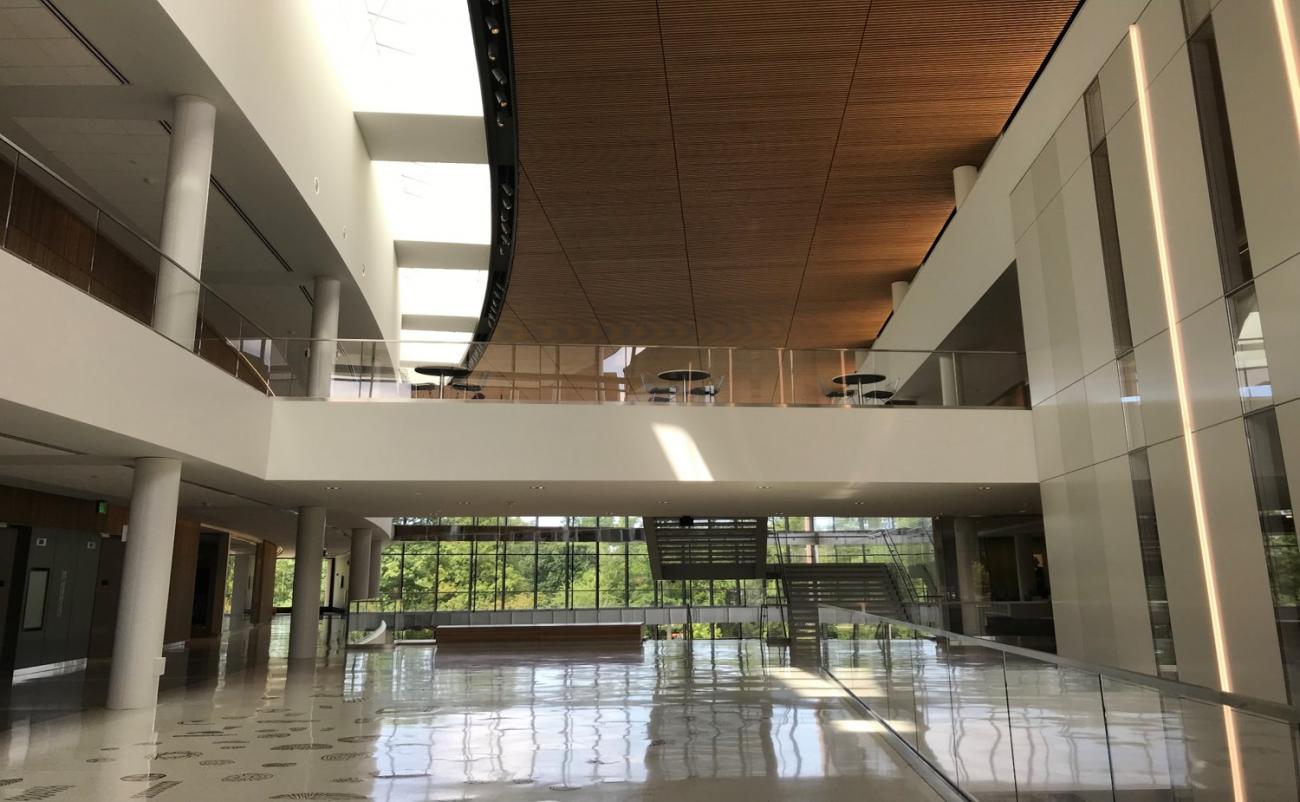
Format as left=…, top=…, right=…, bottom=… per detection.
left=355, top=111, right=487, bottom=163
left=395, top=240, right=490, bottom=270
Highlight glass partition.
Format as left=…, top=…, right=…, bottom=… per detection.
left=305, top=338, right=1029, bottom=409
left=820, top=604, right=1300, bottom=801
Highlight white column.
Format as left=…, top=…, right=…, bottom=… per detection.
left=288, top=506, right=326, bottom=661
left=890, top=280, right=909, bottom=312
left=228, top=552, right=252, bottom=627
left=369, top=536, right=384, bottom=597
left=938, top=352, right=961, bottom=406
left=348, top=528, right=373, bottom=603
left=107, top=457, right=183, bottom=710
left=953, top=517, right=984, bottom=635
left=153, top=96, right=216, bottom=345
left=953, top=164, right=978, bottom=209
left=306, top=275, right=341, bottom=399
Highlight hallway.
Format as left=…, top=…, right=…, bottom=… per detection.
left=0, top=631, right=939, bottom=801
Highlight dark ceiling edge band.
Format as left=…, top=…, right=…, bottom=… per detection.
left=464, top=0, right=518, bottom=370
left=41, top=0, right=129, bottom=86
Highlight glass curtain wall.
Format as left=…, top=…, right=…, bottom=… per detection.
left=377, top=516, right=937, bottom=613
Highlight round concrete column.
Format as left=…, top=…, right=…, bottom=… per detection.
left=306, top=275, right=341, bottom=398
left=939, top=352, right=961, bottom=407
left=348, top=528, right=373, bottom=602
left=288, top=506, right=326, bottom=661
left=153, top=95, right=216, bottom=345
left=107, top=457, right=183, bottom=710
left=890, top=280, right=909, bottom=312
left=368, top=536, right=384, bottom=598
left=953, top=164, right=978, bottom=209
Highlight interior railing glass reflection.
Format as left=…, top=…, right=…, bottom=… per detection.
left=306, top=338, right=1029, bottom=409
left=0, top=135, right=300, bottom=395
left=820, top=604, right=1300, bottom=801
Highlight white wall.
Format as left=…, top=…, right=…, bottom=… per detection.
left=1009, top=0, right=1298, bottom=702
left=151, top=0, right=399, bottom=340
left=265, top=401, right=1038, bottom=489
left=0, top=249, right=271, bottom=476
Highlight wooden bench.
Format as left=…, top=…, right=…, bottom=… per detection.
left=433, top=622, right=643, bottom=649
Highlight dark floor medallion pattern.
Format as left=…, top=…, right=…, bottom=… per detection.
left=131, top=780, right=181, bottom=799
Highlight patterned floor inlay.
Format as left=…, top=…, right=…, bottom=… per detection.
left=130, top=781, right=181, bottom=799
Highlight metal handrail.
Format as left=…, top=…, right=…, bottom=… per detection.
left=1, top=130, right=279, bottom=346
left=820, top=603, right=1300, bottom=725
left=275, top=336, right=1027, bottom=357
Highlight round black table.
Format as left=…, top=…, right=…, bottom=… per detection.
left=658, top=368, right=711, bottom=383
left=413, top=366, right=470, bottom=399
left=832, top=372, right=885, bottom=386
left=414, top=365, right=470, bottom=379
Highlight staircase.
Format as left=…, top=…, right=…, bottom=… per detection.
left=645, top=517, right=767, bottom=580
left=779, top=563, right=910, bottom=664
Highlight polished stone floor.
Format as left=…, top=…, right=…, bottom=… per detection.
left=0, top=622, right=941, bottom=801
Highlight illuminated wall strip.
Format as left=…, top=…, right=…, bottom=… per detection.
left=1273, top=0, right=1300, bottom=146
left=1129, top=26, right=1243, bottom=799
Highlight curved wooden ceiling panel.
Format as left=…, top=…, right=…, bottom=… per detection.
left=501, top=0, right=1079, bottom=348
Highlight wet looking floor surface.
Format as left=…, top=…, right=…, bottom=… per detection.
left=0, top=634, right=940, bottom=801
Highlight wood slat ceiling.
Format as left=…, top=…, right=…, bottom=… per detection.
left=501, top=0, right=1078, bottom=348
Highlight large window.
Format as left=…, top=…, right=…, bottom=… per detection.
left=373, top=517, right=938, bottom=613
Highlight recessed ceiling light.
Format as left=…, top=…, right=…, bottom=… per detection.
left=657, top=500, right=670, bottom=505
left=325, top=485, right=341, bottom=491
left=757, top=485, right=773, bottom=490
left=458, top=501, right=471, bottom=505
left=530, top=485, right=545, bottom=490
left=852, top=501, right=865, bottom=506
left=978, top=486, right=991, bottom=491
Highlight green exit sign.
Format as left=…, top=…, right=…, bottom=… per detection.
left=96, top=501, right=108, bottom=515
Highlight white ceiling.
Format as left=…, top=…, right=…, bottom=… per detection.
left=0, top=1, right=117, bottom=87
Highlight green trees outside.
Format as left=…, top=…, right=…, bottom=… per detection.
left=269, top=517, right=939, bottom=614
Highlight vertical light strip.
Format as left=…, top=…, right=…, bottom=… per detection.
left=1274, top=0, right=1300, bottom=145
left=1130, top=26, right=1244, bottom=800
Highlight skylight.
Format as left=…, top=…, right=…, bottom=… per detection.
left=312, top=0, right=481, bottom=116
left=400, top=329, right=474, bottom=372
left=399, top=267, right=487, bottom=319
left=312, top=0, right=491, bottom=369
left=374, top=161, right=491, bottom=245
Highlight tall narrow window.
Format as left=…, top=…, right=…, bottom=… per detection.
left=1129, top=449, right=1179, bottom=679
left=1083, top=78, right=1134, bottom=354
left=1226, top=285, right=1271, bottom=413
left=1187, top=19, right=1252, bottom=290
left=1118, top=351, right=1145, bottom=450
left=1243, top=409, right=1300, bottom=699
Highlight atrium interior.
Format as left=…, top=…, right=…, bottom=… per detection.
left=0, top=0, right=1299, bottom=800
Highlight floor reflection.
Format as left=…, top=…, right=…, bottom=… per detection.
left=0, top=628, right=939, bottom=800
left=825, top=638, right=1300, bottom=801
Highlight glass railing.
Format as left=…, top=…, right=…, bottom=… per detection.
left=0, top=136, right=295, bottom=395
left=298, top=338, right=1029, bottom=408
left=819, top=604, right=1300, bottom=801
